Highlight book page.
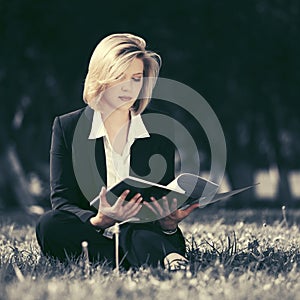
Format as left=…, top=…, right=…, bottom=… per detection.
left=166, top=178, right=185, bottom=193
left=175, top=173, right=219, bottom=200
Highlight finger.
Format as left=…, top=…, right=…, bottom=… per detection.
left=115, top=189, right=130, bottom=208
left=99, top=186, right=106, bottom=199
left=123, top=197, right=143, bottom=212
left=186, top=202, right=200, bottom=212
left=125, top=193, right=142, bottom=208
left=162, top=197, right=171, bottom=216
left=150, top=197, right=164, bottom=216
left=179, top=202, right=200, bottom=218
left=122, top=197, right=143, bottom=215
left=143, top=201, right=160, bottom=216
left=125, top=203, right=143, bottom=218
left=99, top=186, right=110, bottom=208
left=170, top=198, right=178, bottom=212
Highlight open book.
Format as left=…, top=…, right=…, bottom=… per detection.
left=90, top=173, right=255, bottom=219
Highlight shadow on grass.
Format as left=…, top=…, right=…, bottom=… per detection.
left=186, top=234, right=300, bottom=277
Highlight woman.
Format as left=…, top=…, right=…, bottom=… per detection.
left=36, top=33, right=199, bottom=270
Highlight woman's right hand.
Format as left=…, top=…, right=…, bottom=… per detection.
left=89, top=186, right=143, bottom=229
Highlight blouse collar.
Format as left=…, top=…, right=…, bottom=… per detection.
left=88, top=110, right=150, bottom=142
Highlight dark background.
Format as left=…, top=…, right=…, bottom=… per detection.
left=1, top=0, right=299, bottom=210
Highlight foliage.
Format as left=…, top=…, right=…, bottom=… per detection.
left=1, top=1, right=300, bottom=206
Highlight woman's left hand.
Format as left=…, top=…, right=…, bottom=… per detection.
left=143, top=197, right=199, bottom=230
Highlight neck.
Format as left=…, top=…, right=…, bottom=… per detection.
left=101, top=109, right=131, bottom=154
left=102, top=108, right=131, bottom=130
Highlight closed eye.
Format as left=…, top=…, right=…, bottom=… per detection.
left=132, top=77, right=142, bottom=82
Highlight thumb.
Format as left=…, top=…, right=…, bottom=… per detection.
left=99, top=186, right=110, bottom=208
left=183, top=202, right=200, bottom=215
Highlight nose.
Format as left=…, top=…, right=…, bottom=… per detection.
left=120, top=80, right=132, bottom=92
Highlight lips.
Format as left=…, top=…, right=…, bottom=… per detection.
left=119, top=96, right=132, bottom=102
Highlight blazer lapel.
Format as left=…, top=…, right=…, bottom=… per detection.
left=95, top=137, right=107, bottom=186
left=73, top=106, right=107, bottom=202
left=84, top=106, right=107, bottom=190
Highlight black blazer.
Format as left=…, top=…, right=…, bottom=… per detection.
left=50, top=106, right=176, bottom=223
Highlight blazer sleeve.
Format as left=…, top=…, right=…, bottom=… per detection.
left=50, top=116, right=97, bottom=223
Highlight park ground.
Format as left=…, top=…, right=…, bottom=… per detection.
left=1, top=207, right=300, bottom=300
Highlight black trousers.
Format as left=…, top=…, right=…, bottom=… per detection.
left=36, top=210, right=186, bottom=268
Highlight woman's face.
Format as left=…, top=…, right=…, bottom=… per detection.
left=101, top=58, right=144, bottom=113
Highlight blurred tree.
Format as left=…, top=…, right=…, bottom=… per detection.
left=0, top=0, right=299, bottom=208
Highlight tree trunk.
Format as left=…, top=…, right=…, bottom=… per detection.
left=0, top=144, right=35, bottom=209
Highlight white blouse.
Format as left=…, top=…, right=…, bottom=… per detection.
left=88, top=111, right=150, bottom=188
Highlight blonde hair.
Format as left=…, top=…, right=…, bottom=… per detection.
left=83, top=33, right=161, bottom=114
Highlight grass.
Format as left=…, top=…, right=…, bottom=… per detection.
left=1, top=207, right=300, bottom=299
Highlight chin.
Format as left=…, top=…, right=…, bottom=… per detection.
left=117, top=101, right=136, bottom=110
